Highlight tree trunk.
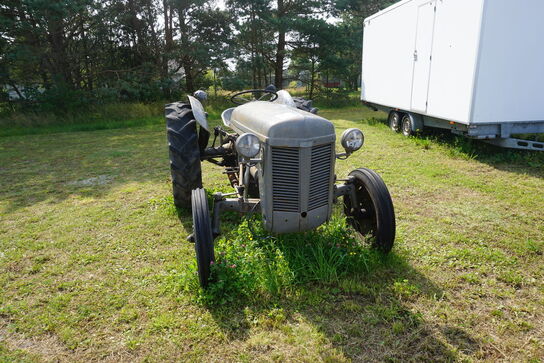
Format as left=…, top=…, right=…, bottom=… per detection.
left=9, top=82, right=24, bottom=100
left=162, top=0, right=173, bottom=97
left=309, top=60, right=316, bottom=99
left=274, top=30, right=285, bottom=89
left=176, top=4, right=195, bottom=93
left=184, top=62, right=195, bottom=93
left=164, top=0, right=173, bottom=50
left=213, top=69, right=217, bottom=96
left=46, top=13, right=72, bottom=87
left=81, top=17, right=93, bottom=91
left=274, top=0, right=285, bottom=89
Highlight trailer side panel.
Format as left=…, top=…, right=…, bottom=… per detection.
left=362, top=0, right=484, bottom=124
left=425, top=0, right=484, bottom=124
left=361, top=1, right=418, bottom=111
left=472, top=0, right=544, bottom=124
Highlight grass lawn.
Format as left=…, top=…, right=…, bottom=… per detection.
left=1, top=106, right=543, bottom=362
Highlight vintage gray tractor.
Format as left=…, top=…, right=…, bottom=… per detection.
left=165, top=86, right=395, bottom=287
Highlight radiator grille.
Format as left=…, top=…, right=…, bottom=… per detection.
left=308, top=143, right=333, bottom=211
left=271, top=147, right=300, bottom=212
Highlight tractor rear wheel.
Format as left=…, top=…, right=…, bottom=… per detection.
left=166, top=102, right=202, bottom=209
left=343, top=168, right=396, bottom=253
left=192, top=188, right=215, bottom=288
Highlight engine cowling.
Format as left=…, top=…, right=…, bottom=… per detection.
left=231, top=101, right=337, bottom=234
left=230, top=101, right=334, bottom=147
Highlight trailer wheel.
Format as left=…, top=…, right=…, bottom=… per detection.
left=388, top=111, right=402, bottom=132
left=343, top=168, right=396, bottom=253
left=401, top=114, right=414, bottom=137
left=191, top=188, right=215, bottom=288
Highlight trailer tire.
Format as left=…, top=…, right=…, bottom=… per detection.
left=389, top=111, right=402, bottom=132
left=166, top=102, right=202, bottom=210
left=401, top=114, right=414, bottom=137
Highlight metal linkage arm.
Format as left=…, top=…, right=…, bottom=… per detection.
left=211, top=196, right=261, bottom=237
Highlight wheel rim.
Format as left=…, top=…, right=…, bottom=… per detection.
left=390, top=114, right=400, bottom=131
left=344, top=182, right=378, bottom=240
left=343, top=169, right=396, bottom=253
left=402, top=117, right=411, bottom=135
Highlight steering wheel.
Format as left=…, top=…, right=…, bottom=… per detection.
left=230, top=89, right=278, bottom=105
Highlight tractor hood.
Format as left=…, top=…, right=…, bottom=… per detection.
left=229, top=101, right=335, bottom=147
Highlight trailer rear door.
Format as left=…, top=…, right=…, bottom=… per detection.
left=410, top=0, right=436, bottom=112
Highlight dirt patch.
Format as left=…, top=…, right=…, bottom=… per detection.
left=0, top=320, right=69, bottom=361
left=66, top=175, right=113, bottom=187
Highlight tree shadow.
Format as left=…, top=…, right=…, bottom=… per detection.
left=202, top=247, right=469, bottom=361
left=371, top=116, right=544, bottom=179
left=422, top=128, right=543, bottom=178
left=0, top=128, right=170, bottom=213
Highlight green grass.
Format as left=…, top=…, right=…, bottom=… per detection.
left=1, top=105, right=543, bottom=361
left=0, top=96, right=232, bottom=137
left=0, top=90, right=361, bottom=137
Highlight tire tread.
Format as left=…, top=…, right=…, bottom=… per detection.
left=165, top=102, right=202, bottom=209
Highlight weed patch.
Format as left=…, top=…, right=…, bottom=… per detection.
left=178, top=216, right=384, bottom=306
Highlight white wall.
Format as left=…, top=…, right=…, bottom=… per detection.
left=361, top=0, right=419, bottom=111
left=426, top=0, right=484, bottom=124
left=472, top=0, right=544, bottom=123
left=362, top=0, right=484, bottom=124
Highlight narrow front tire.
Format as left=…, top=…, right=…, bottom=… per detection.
left=343, top=168, right=396, bottom=253
left=191, top=188, right=215, bottom=288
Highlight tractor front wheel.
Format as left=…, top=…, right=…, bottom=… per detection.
left=166, top=102, right=202, bottom=209
left=343, top=168, right=396, bottom=253
left=191, top=188, right=215, bottom=288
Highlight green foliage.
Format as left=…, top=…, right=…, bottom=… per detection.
left=313, top=88, right=361, bottom=108
left=408, top=129, right=544, bottom=164
left=0, top=95, right=233, bottom=136
left=184, top=215, right=382, bottom=306
left=0, top=0, right=397, bottom=113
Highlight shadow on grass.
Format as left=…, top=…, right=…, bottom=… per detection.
left=368, top=116, right=544, bottom=179
left=176, top=212, right=469, bottom=361
left=203, top=250, right=460, bottom=361
left=0, top=127, right=170, bottom=214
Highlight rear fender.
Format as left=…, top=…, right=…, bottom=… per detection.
left=188, top=95, right=209, bottom=132
left=407, top=112, right=424, bottom=132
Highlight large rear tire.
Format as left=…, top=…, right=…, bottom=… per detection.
left=166, top=102, right=202, bottom=209
left=192, top=188, right=215, bottom=288
left=343, top=168, right=396, bottom=253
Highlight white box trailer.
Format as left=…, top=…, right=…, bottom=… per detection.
left=361, top=0, right=544, bottom=150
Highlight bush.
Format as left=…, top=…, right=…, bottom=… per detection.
left=313, top=87, right=361, bottom=108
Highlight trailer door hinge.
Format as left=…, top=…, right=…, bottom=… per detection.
left=413, top=50, right=418, bottom=61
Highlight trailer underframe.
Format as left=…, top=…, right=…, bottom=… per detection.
left=364, top=101, right=544, bottom=151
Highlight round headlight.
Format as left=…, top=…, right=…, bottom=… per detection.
left=341, top=128, right=364, bottom=153
left=235, top=133, right=261, bottom=158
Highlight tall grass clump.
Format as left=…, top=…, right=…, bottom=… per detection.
left=180, top=215, right=381, bottom=306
